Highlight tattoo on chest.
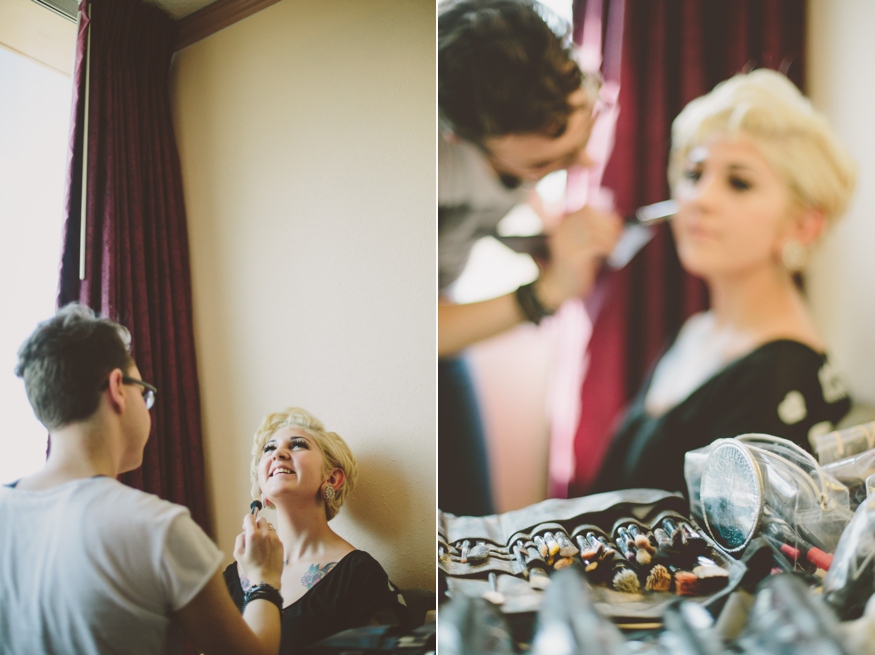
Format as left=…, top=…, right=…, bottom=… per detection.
left=301, top=562, right=338, bottom=589
left=240, top=576, right=252, bottom=593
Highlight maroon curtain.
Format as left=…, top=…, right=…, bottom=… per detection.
left=58, top=0, right=210, bottom=533
left=562, top=0, right=807, bottom=498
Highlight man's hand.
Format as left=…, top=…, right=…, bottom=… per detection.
left=234, top=514, right=284, bottom=590
left=538, top=205, right=623, bottom=309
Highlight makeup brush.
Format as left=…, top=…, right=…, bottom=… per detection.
left=618, top=526, right=652, bottom=566
left=692, top=556, right=730, bottom=594
left=250, top=500, right=262, bottom=516
left=543, top=532, right=561, bottom=558
left=610, top=559, right=641, bottom=594
left=574, top=535, right=601, bottom=571
left=554, top=531, right=579, bottom=558
left=613, top=529, right=638, bottom=564
left=482, top=571, right=506, bottom=605
left=645, top=564, right=672, bottom=592
left=678, top=520, right=709, bottom=555
left=587, top=532, right=617, bottom=562
left=533, top=535, right=550, bottom=561
left=529, top=567, right=551, bottom=590
left=465, top=541, right=490, bottom=565
left=627, top=524, right=656, bottom=555
left=672, top=567, right=701, bottom=596
left=512, top=540, right=528, bottom=576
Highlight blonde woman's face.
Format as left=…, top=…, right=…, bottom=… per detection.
left=257, top=427, right=326, bottom=506
left=672, top=135, right=797, bottom=280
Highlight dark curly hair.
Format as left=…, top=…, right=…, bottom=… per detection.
left=439, top=0, right=585, bottom=144
left=15, top=303, right=133, bottom=431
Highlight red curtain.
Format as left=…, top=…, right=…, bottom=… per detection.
left=560, top=0, right=807, bottom=498
left=58, top=0, right=210, bottom=533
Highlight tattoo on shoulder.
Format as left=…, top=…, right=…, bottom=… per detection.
left=301, top=562, right=338, bottom=589
left=241, top=576, right=252, bottom=593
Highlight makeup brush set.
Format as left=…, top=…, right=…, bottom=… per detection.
left=439, top=488, right=744, bottom=629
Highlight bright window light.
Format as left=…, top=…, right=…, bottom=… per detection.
left=0, top=47, right=72, bottom=483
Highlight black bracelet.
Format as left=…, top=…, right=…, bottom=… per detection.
left=242, top=583, right=283, bottom=613
left=514, top=281, right=555, bottom=325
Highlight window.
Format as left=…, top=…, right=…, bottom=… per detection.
left=0, top=46, right=72, bottom=483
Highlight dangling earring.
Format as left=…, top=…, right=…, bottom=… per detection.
left=781, top=239, right=807, bottom=273
left=322, top=484, right=336, bottom=501
left=261, top=493, right=274, bottom=509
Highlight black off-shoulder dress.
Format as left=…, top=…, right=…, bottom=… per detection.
left=589, top=340, right=852, bottom=495
left=224, top=550, right=409, bottom=654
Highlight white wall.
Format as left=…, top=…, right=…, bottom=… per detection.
left=170, top=0, right=435, bottom=590
left=808, top=0, right=875, bottom=410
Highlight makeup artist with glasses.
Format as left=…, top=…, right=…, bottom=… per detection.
left=438, top=0, right=622, bottom=516
left=223, top=407, right=408, bottom=653
left=1, top=303, right=285, bottom=655
left=589, top=70, right=855, bottom=496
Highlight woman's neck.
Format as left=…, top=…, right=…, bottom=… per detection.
left=705, top=265, right=820, bottom=354
left=272, top=502, right=342, bottom=562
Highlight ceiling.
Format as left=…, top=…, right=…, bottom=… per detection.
left=143, top=0, right=218, bottom=21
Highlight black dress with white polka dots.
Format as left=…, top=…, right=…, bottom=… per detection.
left=590, top=340, right=851, bottom=496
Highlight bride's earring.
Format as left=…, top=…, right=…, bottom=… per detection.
left=322, top=484, right=336, bottom=501
left=781, top=239, right=807, bottom=273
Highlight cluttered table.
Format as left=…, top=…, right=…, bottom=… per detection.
left=438, top=422, right=875, bottom=654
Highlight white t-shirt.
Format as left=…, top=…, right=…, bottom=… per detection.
left=438, top=134, right=535, bottom=291
left=0, top=476, right=223, bottom=655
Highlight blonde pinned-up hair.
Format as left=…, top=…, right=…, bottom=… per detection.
left=250, top=407, right=358, bottom=521
left=669, top=69, right=856, bottom=225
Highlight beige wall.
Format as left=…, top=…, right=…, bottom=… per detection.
left=808, top=0, right=875, bottom=410
left=170, top=0, right=436, bottom=590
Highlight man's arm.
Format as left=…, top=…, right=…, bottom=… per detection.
left=174, top=572, right=281, bottom=655
left=438, top=205, right=622, bottom=357
left=174, top=513, right=284, bottom=655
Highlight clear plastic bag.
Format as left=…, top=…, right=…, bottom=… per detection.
left=813, top=422, right=875, bottom=465
left=822, top=448, right=875, bottom=510
left=823, top=496, right=875, bottom=621
left=688, top=434, right=853, bottom=559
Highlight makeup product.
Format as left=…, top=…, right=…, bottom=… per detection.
left=634, top=199, right=677, bottom=225
left=574, top=535, right=600, bottom=572
left=645, top=564, right=672, bottom=592
left=460, top=540, right=471, bottom=564
left=653, top=527, right=673, bottom=552
left=587, top=532, right=617, bottom=562
left=613, top=529, right=638, bottom=563
left=512, top=540, right=528, bottom=576
left=533, top=534, right=550, bottom=561
left=555, top=531, right=579, bottom=557
left=693, top=557, right=730, bottom=594
left=553, top=557, right=575, bottom=570
left=618, top=526, right=651, bottom=565
left=627, top=524, right=655, bottom=554
left=529, top=567, right=551, bottom=590
left=610, top=559, right=641, bottom=594
left=672, top=568, right=701, bottom=596
left=466, top=541, right=490, bottom=565
left=543, top=532, right=561, bottom=557
left=482, top=571, right=506, bottom=605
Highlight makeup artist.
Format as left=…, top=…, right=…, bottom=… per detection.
left=223, top=407, right=408, bottom=653
left=1, top=304, right=284, bottom=655
left=438, top=0, right=622, bottom=516
left=589, top=69, right=855, bottom=496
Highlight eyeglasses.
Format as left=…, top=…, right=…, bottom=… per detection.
left=121, top=376, right=157, bottom=410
